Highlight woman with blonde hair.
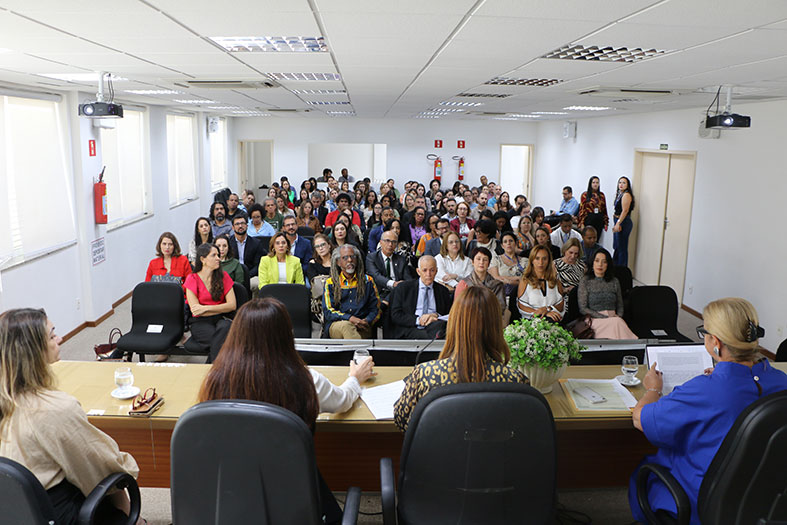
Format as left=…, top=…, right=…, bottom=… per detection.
left=394, top=286, right=526, bottom=430
left=0, top=308, right=142, bottom=524
left=517, top=244, right=564, bottom=322
left=257, top=232, right=305, bottom=288
left=435, top=231, right=473, bottom=290
left=629, top=298, right=787, bottom=524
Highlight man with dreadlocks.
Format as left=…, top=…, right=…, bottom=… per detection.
left=323, top=244, right=381, bottom=339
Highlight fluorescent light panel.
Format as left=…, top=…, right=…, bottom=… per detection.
left=125, top=89, right=182, bottom=95
left=507, top=114, right=540, bottom=118
left=563, top=105, right=612, bottom=111
left=543, top=44, right=669, bottom=63
left=486, top=77, right=561, bottom=87
left=307, top=101, right=350, bottom=105
left=532, top=111, right=569, bottom=115
left=208, top=106, right=241, bottom=109
left=174, top=99, right=216, bottom=104
left=41, top=73, right=126, bottom=82
left=292, top=89, right=346, bottom=94
left=268, top=72, right=341, bottom=82
left=211, top=36, right=326, bottom=53
left=439, top=101, right=483, bottom=107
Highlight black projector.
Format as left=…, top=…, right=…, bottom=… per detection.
left=705, top=112, right=750, bottom=129
left=78, top=102, right=124, bottom=118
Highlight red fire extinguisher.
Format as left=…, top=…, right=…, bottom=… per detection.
left=94, top=166, right=107, bottom=224
left=452, top=156, right=465, bottom=181
left=427, top=154, right=442, bottom=182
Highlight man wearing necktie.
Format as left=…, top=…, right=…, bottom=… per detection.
left=365, top=230, right=413, bottom=303
left=389, top=256, right=451, bottom=339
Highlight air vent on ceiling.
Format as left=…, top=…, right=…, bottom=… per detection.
left=578, top=87, right=676, bottom=99
left=485, top=77, right=562, bottom=87
left=543, top=45, right=670, bottom=63
left=266, top=108, right=309, bottom=113
left=474, top=111, right=507, bottom=116
left=456, top=92, right=512, bottom=98
left=185, top=80, right=279, bottom=89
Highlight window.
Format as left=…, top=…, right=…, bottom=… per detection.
left=101, top=109, right=150, bottom=224
left=0, top=96, right=76, bottom=263
left=209, top=118, right=227, bottom=191
left=166, top=114, right=197, bottom=206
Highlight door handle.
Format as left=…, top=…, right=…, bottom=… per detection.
left=664, top=217, right=670, bottom=229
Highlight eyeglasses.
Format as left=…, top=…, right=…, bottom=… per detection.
left=696, top=325, right=710, bottom=339
left=380, top=239, right=396, bottom=244
left=132, top=388, right=156, bottom=410
left=314, top=243, right=328, bottom=249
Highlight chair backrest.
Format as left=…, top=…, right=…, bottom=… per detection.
left=397, top=383, right=556, bottom=525
left=259, top=284, right=312, bottom=338
left=613, top=265, right=633, bottom=296
left=129, top=282, right=185, bottom=333
left=626, top=285, right=679, bottom=330
left=297, top=226, right=315, bottom=237
left=776, top=339, right=787, bottom=362
left=259, top=236, right=272, bottom=255
left=0, top=457, right=57, bottom=524
left=232, top=281, right=249, bottom=309
left=239, top=262, right=251, bottom=293
left=563, top=287, right=580, bottom=324
left=698, top=390, right=787, bottom=524
left=171, top=400, right=322, bottom=525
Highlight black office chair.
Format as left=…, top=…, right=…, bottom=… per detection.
left=232, top=281, right=249, bottom=310
left=561, top=287, right=580, bottom=325
left=171, top=400, right=360, bottom=525
left=625, top=285, right=692, bottom=342
left=239, top=262, right=251, bottom=296
left=297, top=226, right=315, bottom=237
left=258, top=236, right=272, bottom=256
left=259, top=283, right=312, bottom=338
left=0, top=457, right=140, bottom=525
left=380, top=383, right=556, bottom=525
left=613, top=265, right=633, bottom=297
left=775, top=338, right=787, bottom=362
left=635, top=390, right=787, bottom=525
left=116, top=282, right=185, bottom=361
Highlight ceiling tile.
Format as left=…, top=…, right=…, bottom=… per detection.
left=623, top=0, right=787, bottom=29
left=474, top=0, right=657, bottom=21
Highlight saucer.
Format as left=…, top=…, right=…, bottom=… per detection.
left=615, top=375, right=641, bottom=387
left=111, top=386, right=140, bottom=399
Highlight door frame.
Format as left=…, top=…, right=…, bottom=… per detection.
left=238, top=139, right=274, bottom=192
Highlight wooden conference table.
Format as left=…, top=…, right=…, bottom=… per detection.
left=52, top=361, right=668, bottom=490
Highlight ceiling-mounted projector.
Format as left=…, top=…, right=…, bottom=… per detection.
left=705, top=112, right=750, bottom=129
left=78, top=71, right=123, bottom=119
left=79, top=102, right=123, bottom=118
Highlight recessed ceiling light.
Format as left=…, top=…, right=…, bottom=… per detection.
left=485, top=77, right=561, bottom=87
left=292, top=89, right=346, bottom=95
left=543, top=44, right=670, bottom=63
left=415, top=115, right=441, bottom=119
left=232, top=110, right=271, bottom=116
left=125, top=89, right=182, bottom=95
left=208, top=106, right=241, bottom=110
left=327, top=111, right=355, bottom=116
left=493, top=117, right=525, bottom=121
left=456, top=93, right=512, bottom=98
left=507, top=114, right=540, bottom=118
left=426, top=108, right=464, bottom=113
left=211, top=36, right=326, bottom=53
left=174, top=99, right=216, bottom=104
left=563, top=105, right=612, bottom=111
left=439, top=101, right=483, bottom=107
left=306, top=101, right=351, bottom=105
left=268, top=72, right=341, bottom=82
left=532, top=111, right=569, bottom=115
left=41, top=73, right=126, bottom=82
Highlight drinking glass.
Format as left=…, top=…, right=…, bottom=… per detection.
left=621, top=356, right=639, bottom=385
left=353, top=348, right=371, bottom=367
left=114, top=367, right=134, bottom=393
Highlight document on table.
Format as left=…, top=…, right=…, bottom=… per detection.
left=360, top=380, right=405, bottom=420
left=646, top=344, right=713, bottom=395
left=562, top=379, right=638, bottom=411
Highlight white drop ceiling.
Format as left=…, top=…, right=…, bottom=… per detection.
left=0, top=0, right=786, bottom=120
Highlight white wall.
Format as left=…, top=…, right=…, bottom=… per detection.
left=308, top=143, right=375, bottom=182
left=533, top=100, right=787, bottom=347
left=230, top=117, right=538, bottom=189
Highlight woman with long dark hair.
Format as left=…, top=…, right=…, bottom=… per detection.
left=0, top=308, right=141, bottom=524
left=612, top=176, right=636, bottom=267
left=578, top=176, right=609, bottom=238
left=184, top=243, right=236, bottom=363
left=188, top=217, right=213, bottom=263
left=577, top=248, right=636, bottom=339
left=394, top=286, right=526, bottom=430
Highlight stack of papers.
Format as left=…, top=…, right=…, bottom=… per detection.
left=561, top=379, right=638, bottom=411
left=359, top=380, right=405, bottom=420
left=646, top=345, right=713, bottom=395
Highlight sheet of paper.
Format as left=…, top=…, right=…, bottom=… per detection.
left=360, top=380, right=405, bottom=420
left=146, top=324, right=163, bottom=333
left=564, top=379, right=637, bottom=410
left=646, top=345, right=713, bottom=394
left=438, top=314, right=449, bottom=321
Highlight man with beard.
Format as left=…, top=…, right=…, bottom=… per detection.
left=228, top=215, right=263, bottom=288
left=209, top=201, right=232, bottom=237
left=225, top=193, right=245, bottom=222
left=323, top=244, right=380, bottom=339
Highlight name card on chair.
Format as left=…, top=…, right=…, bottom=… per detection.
left=146, top=324, right=163, bottom=333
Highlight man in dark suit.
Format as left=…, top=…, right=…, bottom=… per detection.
left=366, top=230, right=413, bottom=302
left=424, top=218, right=450, bottom=257
left=310, top=191, right=329, bottom=226
left=388, top=255, right=450, bottom=339
left=229, top=215, right=263, bottom=287
left=282, top=215, right=312, bottom=273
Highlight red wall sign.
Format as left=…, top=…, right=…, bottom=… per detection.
left=457, top=140, right=465, bottom=149
left=88, top=140, right=96, bottom=157
left=434, top=140, right=443, bottom=148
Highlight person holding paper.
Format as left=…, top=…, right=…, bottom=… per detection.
left=629, top=298, right=787, bottom=524
left=393, top=286, right=526, bottom=431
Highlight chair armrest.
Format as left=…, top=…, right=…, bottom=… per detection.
left=380, top=457, right=396, bottom=525
left=636, top=463, right=690, bottom=525
left=341, top=486, right=361, bottom=525
left=77, top=472, right=140, bottom=525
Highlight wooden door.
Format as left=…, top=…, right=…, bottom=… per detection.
left=659, top=154, right=696, bottom=303
left=632, top=153, right=669, bottom=285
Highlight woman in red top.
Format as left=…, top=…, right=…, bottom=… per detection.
left=578, top=176, right=609, bottom=236
left=145, top=232, right=191, bottom=284
left=183, top=243, right=237, bottom=363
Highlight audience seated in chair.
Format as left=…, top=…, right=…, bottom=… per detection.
left=554, top=237, right=586, bottom=296
left=215, top=234, right=245, bottom=285
left=184, top=243, right=236, bottom=363
left=394, top=286, right=526, bottom=430
left=262, top=197, right=284, bottom=231
left=145, top=231, right=191, bottom=284
left=455, top=246, right=510, bottom=325
left=0, top=308, right=142, bottom=524
left=282, top=215, right=313, bottom=274
left=367, top=207, right=396, bottom=252
left=517, top=245, right=564, bottom=323
left=388, top=256, right=450, bottom=340
left=247, top=203, right=276, bottom=239
left=257, top=233, right=306, bottom=289
left=578, top=248, right=637, bottom=340
left=629, top=298, right=787, bottom=524
left=435, top=230, right=473, bottom=292
left=228, top=214, right=264, bottom=289
left=208, top=201, right=232, bottom=238
left=323, top=244, right=380, bottom=339
left=580, top=225, right=600, bottom=268
left=549, top=213, right=582, bottom=251
left=366, top=230, right=414, bottom=303
left=188, top=217, right=214, bottom=264
left=423, top=218, right=450, bottom=257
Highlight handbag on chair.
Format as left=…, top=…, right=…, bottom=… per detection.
left=93, top=328, right=124, bottom=360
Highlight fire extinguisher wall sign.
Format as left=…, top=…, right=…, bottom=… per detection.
left=426, top=154, right=442, bottom=182
left=94, top=166, right=108, bottom=224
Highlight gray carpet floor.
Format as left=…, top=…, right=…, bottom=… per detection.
left=61, top=296, right=701, bottom=524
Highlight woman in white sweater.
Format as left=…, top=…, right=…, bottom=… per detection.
left=435, top=231, right=473, bottom=291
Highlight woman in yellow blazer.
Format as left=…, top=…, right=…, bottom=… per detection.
left=258, top=232, right=305, bottom=288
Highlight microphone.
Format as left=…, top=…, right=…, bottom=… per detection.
left=413, top=331, right=440, bottom=366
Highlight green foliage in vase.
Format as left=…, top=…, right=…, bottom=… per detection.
left=504, top=317, right=584, bottom=371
